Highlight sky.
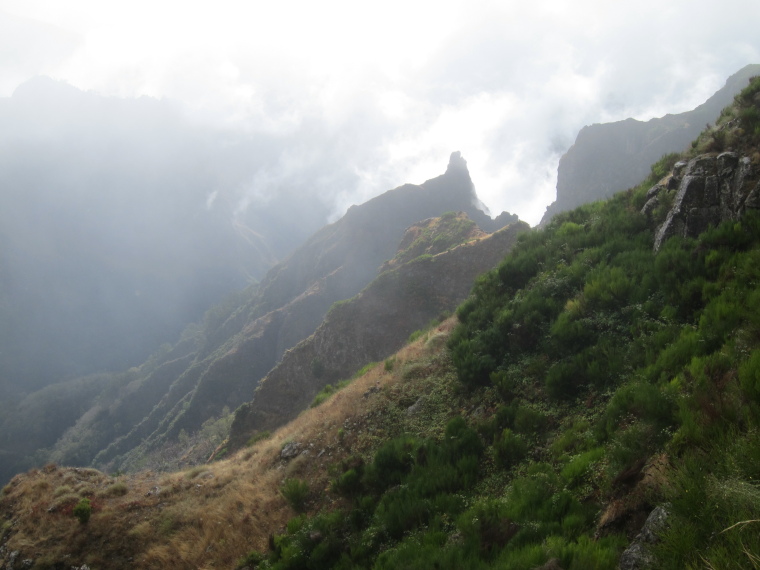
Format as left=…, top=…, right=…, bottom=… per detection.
left=1, top=0, right=760, bottom=226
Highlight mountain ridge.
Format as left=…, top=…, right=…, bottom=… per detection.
left=540, top=63, right=760, bottom=226
left=2, top=72, right=760, bottom=570
left=0, top=152, right=519, bottom=483
left=228, top=215, right=528, bottom=450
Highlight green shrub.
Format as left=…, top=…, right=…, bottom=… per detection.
left=311, top=384, right=337, bottom=408
left=281, top=478, right=310, bottom=513
left=513, top=405, right=547, bottom=436
left=246, top=430, right=271, bottom=446
left=650, top=153, right=681, bottom=181
left=332, top=468, right=362, bottom=497
left=237, top=550, right=266, bottom=568
left=550, top=420, right=592, bottom=458
left=375, top=488, right=431, bottom=539
left=740, top=106, right=760, bottom=133
left=365, top=436, right=418, bottom=491
left=443, top=417, right=484, bottom=462
left=740, top=349, right=760, bottom=403
left=494, top=428, right=527, bottom=469
left=545, top=360, right=584, bottom=399
left=354, top=362, right=378, bottom=378
left=736, top=76, right=760, bottom=106
left=596, top=381, right=675, bottom=441
left=457, top=498, right=517, bottom=556
left=408, top=329, right=425, bottom=343
left=560, top=448, right=604, bottom=488
left=73, top=497, right=92, bottom=524
left=545, top=534, right=625, bottom=570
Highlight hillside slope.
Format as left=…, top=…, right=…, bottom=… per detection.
left=3, top=77, right=760, bottom=570
left=0, top=153, right=517, bottom=484
left=228, top=215, right=528, bottom=448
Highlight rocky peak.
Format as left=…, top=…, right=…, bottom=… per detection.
left=445, top=151, right=469, bottom=175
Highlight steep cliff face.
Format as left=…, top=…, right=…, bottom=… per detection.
left=229, top=217, right=529, bottom=448
left=541, top=64, right=760, bottom=226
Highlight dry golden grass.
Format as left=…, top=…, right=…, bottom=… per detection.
left=0, top=318, right=457, bottom=569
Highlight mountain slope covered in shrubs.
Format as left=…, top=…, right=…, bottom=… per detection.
left=2, top=77, right=760, bottom=570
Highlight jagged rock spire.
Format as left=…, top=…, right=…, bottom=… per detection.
left=446, top=151, right=469, bottom=175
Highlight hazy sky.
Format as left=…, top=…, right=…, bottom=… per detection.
left=2, top=0, right=759, bottom=225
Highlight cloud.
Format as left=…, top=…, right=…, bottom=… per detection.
left=2, top=1, right=760, bottom=226
left=0, top=10, right=80, bottom=95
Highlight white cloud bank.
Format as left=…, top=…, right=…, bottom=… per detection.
left=2, top=0, right=759, bottom=225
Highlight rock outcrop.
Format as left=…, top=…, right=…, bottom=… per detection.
left=647, top=152, right=760, bottom=250
left=541, top=64, right=760, bottom=226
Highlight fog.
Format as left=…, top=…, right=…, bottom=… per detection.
left=0, top=1, right=759, bottom=395
left=0, top=77, right=335, bottom=396
left=3, top=1, right=759, bottom=224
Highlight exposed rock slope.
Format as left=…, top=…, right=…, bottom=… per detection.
left=229, top=216, right=529, bottom=448
left=541, top=64, right=760, bottom=225
left=646, top=152, right=760, bottom=250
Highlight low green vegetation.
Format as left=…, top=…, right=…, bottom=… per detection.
left=239, top=82, right=760, bottom=568
left=281, top=478, right=310, bottom=513
left=393, top=212, right=479, bottom=266
left=354, top=362, right=379, bottom=379
left=310, top=380, right=351, bottom=408
left=73, top=497, right=92, bottom=524
left=246, top=431, right=271, bottom=447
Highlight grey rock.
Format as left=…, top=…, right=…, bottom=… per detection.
left=637, top=505, right=670, bottom=544
left=645, top=185, right=662, bottom=200
left=406, top=396, right=427, bottom=416
left=640, top=195, right=660, bottom=218
left=280, top=442, right=303, bottom=460
left=672, top=161, right=688, bottom=177
left=362, top=385, right=381, bottom=398
left=619, top=542, right=655, bottom=570
left=654, top=153, right=759, bottom=251
left=618, top=504, right=670, bottom=570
